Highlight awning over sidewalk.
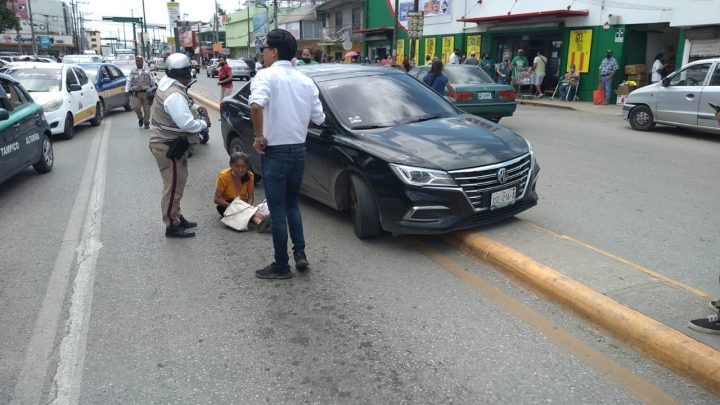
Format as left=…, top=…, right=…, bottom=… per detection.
left=458, top=9, right=589, bottom=24
left=352, top=27, right=394, bottom=34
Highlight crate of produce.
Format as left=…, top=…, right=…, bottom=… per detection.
left=624, top=64, right=647, bottom=74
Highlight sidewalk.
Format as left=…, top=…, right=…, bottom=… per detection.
left=515, top=95, right=624, bottom=117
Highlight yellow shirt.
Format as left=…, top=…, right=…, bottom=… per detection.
left=215, top=167, right=254, bottom=202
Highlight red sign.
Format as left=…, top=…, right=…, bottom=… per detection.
left=11, top=0, right=30, bottom=20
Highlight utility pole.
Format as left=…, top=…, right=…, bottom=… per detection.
left=141, top=0, right=148, bottom=59
left=12, top=0, right=23, bottom=54
left=391, top=0, right=399, bottom=58
left=28, top=0, right=36, bottom=55
left=273, top=0, right=278, bottom=30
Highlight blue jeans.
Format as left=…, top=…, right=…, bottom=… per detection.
left=261, top=144, right=306, bottom=268
left=601, top=76, right=613, bottom=104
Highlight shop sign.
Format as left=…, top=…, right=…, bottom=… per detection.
left=396, top=39, right=405, bottom=64
left=441, top=36, right=454, bottom=64
left=167, top=2, right=181, bottom=28
left=425, top=37, right=436, bottom=61
left=407, top=11, right=424, bottom=39
left=466, top=34, right=481, bottom=57
left=0, top=34, right=73, bottom=46
left=615, top=27, right=625, bottom=43
left=567, top=29, right=592, bottom=73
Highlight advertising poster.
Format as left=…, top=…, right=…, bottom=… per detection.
left=391, top=0, right=449, bottom=29
left=422, top=0, right=452, bottom=17
left=167, top=2, right=181, bottom=28
left=466, top=35, right=481, bottom=57
left=424, top=37, right=436, bottom=61
left=396, top=39, right=405, bottom=65
left=414, top=40, right=420, bottom=66
left=441, top=36, right=454, bottom=64
left=567, top=29, right=592, bottom=73
left=11, top=0, right=30, bottom=20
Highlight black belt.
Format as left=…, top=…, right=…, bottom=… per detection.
left=265, top=143, right=305, bottom=150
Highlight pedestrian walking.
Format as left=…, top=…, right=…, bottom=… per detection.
left=532, top=50, right=548, bottom=98
left=651, top=53, right=665, bottom=83
left=148, top=53, right=211, bottom=238
left=598, top=50, right=620, bottom=105
left=464, top=51, right=479, bottom=66
left=217, top=56, right=233, bottom=100
left=125, top=56, right=156, bottom=129
left=249, top=29, right=326, bottom=279
left=423, top=60, right=455, bottom=97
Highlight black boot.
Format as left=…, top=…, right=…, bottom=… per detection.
left=165, top=224, right=195, bottom=238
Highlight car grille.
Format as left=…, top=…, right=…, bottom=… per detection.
left=448, top=154, right=532, bottom=211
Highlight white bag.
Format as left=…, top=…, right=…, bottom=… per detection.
left=220, top=198, right=259, bottom=231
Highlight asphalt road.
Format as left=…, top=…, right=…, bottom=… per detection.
left=0, top=77, right=718, bottom=403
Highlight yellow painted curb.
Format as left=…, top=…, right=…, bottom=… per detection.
left=445, top=231, right=720, bottom=395
left=188, top=90, right=220, bottom=112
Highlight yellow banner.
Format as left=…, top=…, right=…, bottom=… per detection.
left=414, top=40, right=420, bottom=67
left=424, top=37, right=436, bottom=64
left=396, top=39, right=405, bottom=66
left=467, top=35, right=481, bottom=57
left=567, top=29, right=593, bottom=73
left=442, top=36, right=454, bottom=64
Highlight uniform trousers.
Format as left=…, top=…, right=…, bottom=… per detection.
left=133, top=93, right=152, bottom=124
left=149, top=142, right=188, bottom=227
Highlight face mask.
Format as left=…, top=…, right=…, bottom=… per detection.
left=219, top=62, right=225, bottom=66
left=301, top=57, right=311, bottom=64
left=606, top=54, right=611, bottom=59
left=571, top=68, right=575, bottom=72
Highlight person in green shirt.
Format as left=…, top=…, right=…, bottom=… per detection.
left=510, top=49, right=529, bottom=89
left=296, top=48, right=319, bottom=65
left=479, top=53, right=495, bottom=80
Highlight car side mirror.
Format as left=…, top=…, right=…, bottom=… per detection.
left=0, top=108, right=9, bottom=121
left=661, top=77, right=670, bottom=87
left=68, top=83, right=82, bottom=92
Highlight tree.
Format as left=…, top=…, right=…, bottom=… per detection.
left=0, top=0, right=21, bottom=32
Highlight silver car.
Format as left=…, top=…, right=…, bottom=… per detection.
left=623, top=58, right=720, bottom=134
left=227, top=59, right=252, bottom=81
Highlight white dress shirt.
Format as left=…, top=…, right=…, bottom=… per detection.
left=248, top=60, right=325, bottom=146
left=157, top=76, right=207, bottom=133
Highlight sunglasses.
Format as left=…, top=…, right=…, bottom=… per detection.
left=260, top=45, right=274, bottom=53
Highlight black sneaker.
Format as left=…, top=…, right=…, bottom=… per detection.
left=144, top=122, right=150, bottom=129
left=179, top=215, right=197, bottom=229
left=688, top=314, right=720, bottom=334
left=165, top=224, right=195, bottom=238
left=257, top=216, right=272, bottom=233
left=138, top=118, right=143, bottom=127
left=255, top=264, right=293, bottom=279
left=294, top=252, right=309, bottom=271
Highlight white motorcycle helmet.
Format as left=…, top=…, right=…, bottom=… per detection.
left=165, top=53, right=193, bottom=81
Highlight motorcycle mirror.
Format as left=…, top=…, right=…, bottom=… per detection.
left=186, top=79, right=197, bottom=89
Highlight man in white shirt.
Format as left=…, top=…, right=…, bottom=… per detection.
left=249, top=29, right=325, bottom=279
left=651, top=53, right=665, bottom=83
left=148, top=53, right=210, bottom=238
left=449, top=48, right=459, bottom=64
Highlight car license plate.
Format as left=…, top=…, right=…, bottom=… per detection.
left=490, top=187, right=516, bottom=210
left=478, top=92, right=492, bottom=100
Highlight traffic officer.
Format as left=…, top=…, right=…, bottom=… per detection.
left=148, top=53, right=211, bottom=238
left=125, top=55, right=156, bottom=129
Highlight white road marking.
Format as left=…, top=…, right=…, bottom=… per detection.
left=11, top=120, right=111, bottom=405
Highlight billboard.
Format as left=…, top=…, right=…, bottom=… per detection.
left=567, top=29, right=592, bottom=73
left=178, top=28, right=195, bottom=48
left=391, top=0, right=451, bottom=30
left=167, top=2, right=181, bottom=28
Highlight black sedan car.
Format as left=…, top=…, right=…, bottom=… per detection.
left=220, top=65, right=539, bottom=238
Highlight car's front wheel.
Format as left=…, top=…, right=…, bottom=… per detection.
left=90, top=102, right=103, bottom=126
left=32, top=133, right=53, bottom=173
left=349, top=174, right=382, bottom=238
left=629, top=105, right=656, bottom=131
left=61, top=113, right=74, bottom=139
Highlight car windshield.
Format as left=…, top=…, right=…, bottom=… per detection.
left=319, top=73, right=457, bottom=129
left=7, top=68, right=62, bottom=92
left=62, top=55, right=95, bottom=64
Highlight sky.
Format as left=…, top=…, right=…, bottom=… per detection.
left=82, top=0, right=243, bottom=39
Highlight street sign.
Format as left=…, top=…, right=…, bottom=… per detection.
left=102, top=16, right=143, bottom=23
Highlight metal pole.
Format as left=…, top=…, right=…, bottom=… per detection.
left=28, top=0, right=36, bottom=54
left=391, top=0, right=399, bottom=58
left=246, top=4, right=250, bottom=58
left=141, top=0, right=148, bottom=59
left=273, top=0, right=278, bottom=30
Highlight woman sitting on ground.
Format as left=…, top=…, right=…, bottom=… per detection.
left=214, top=152, right=270, bottom=232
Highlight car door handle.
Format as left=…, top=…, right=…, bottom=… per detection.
left=686, top=94, right=695, bottom=98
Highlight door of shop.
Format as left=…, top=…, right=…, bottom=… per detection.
left=494, top=34, right=563, bottom=91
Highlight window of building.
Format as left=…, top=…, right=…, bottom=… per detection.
left=352, top=8, right=362, bottom=29
left=335, top=11, right=342, bottom=28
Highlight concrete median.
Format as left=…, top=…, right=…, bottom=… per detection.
left=445, top=230, right=720, bottom=396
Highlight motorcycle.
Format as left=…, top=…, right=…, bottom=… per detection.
left=186, top=80, right=209, bottom=145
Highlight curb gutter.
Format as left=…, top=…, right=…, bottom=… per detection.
left=515, top=99, right=576, bottom=111
left=445, top=231, right=720, bottom=395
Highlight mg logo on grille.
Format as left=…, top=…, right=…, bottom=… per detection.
left=497, top=168, right=508, bottom=184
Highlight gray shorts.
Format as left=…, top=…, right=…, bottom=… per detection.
left=533, top=74, right=545, bottom=85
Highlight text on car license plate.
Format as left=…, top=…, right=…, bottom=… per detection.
left=490, top=187, right=516, bottom=210
left=478, top=92, right=492, bottom=100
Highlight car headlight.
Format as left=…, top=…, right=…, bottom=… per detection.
left=525, top=139, right=536, bottom=169
left=42, top=98, right=63, bottom=113
left=390, top=163, right=458, bottom=187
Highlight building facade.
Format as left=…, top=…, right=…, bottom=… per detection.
left=1, top=0, right=75, bottom=56
left=84, top=30, right=101, bottom=55
left=316, top=0, right=364, bottom=61
left=366, top=0, right=720, bottom=101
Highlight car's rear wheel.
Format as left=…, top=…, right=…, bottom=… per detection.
left=90, top=102, right=103, bottom=126
left=32, top=134, right=53, bottom=173
left=349, top=174, right=382, bottom=238
left=61, top=113, right=74, bottom=139
left=629, top=105, right=656, bottom=131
